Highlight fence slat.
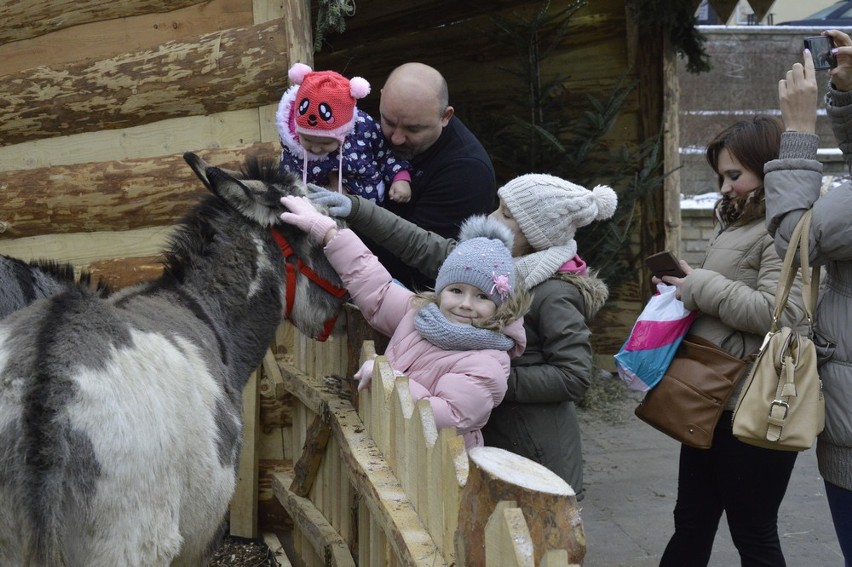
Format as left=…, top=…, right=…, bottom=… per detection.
left=485, top=501, right=534, bottom=567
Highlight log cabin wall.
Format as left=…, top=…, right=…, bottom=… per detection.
left=314, top=0, right=666, bottom=364
left=0, top=0, right=312, bottom=288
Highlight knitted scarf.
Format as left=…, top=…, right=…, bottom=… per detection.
left=513, top=241, right=578, bottom=289
left=414, top=303, right=515, bottom=352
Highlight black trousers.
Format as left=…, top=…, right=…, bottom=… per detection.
left=660, top=411, right=798, bottom=567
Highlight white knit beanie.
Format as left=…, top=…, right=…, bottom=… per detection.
left=498, top=174, right=618, bottom=250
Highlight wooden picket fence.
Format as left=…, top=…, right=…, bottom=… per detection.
left=246, top=309, right=585, bottom=567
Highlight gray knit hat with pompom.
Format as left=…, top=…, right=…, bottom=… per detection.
left=434, top=216, right=515, bottom=306
left=498, top=174, right=618, bottom=250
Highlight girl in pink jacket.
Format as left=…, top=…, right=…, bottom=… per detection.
left=280, top=196, right=529, bottom=448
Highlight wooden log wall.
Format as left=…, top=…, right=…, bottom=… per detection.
left=0, top=0, right=311, bottom=286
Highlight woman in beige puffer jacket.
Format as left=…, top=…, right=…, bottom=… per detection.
left=658, top=116, right=806, bottom=567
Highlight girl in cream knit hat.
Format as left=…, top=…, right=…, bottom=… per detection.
left=307, top=173, right=617, bottom=500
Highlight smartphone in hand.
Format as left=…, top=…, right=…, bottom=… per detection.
left=804, top=36, right=837, bottom=70
left=645, top=251, right=687, bottom=279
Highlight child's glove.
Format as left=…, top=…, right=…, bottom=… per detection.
left=306, top=183, right=353, bottom=218
left=353, top=358, right=375, bottom=392
left=353, top=357, right=404, bottom=392
left=280, top=195, right=337, bottom=244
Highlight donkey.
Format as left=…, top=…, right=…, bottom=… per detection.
left=0, top=256, right=108, bottom=320
left=0, top=152, right=347, bottom=566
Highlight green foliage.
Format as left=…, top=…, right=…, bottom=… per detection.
left=314, top=0, right=356, bottom=52
left=464, top=1, right=671, bottom=286
left=626, top=0, right=711, bottom=73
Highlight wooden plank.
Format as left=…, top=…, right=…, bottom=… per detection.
left=0, top=105, right=277, bottom=172
left=268, top=0, right=313, bottom=69
left=663, top=35, right=682, bottom=257
left=485, top=502, right=534, bottom=567
left=0, top=0, right=207, bottom=47
left=258, top=460, right=295, bottom=534
left=290, top=413, right=333, bottom=498
left=0, top=226, right=174, bottom=266
left=272, top=471, right=357, bottom=567
left=0, top=20, right=292, bottom=145
left=0, top=0, right=252, bottom=76
left=262, top=531, right=294, bottom=567
left=231, top=369, right=260, bottom=538
left=0, top=141, right=279, bottom=238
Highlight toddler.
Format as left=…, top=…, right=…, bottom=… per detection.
left=276, top=63, right=411, bottom=203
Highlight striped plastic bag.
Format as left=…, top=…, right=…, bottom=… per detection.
left=615, top=283, right=697, bottom=392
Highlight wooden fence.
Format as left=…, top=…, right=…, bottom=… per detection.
left=241, top=311, right=585, bottom=566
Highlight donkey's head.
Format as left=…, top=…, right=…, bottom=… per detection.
left=179, top=152, right=347, bottom=341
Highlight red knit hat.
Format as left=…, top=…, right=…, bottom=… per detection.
left=288, top=63, right=370, bottom=141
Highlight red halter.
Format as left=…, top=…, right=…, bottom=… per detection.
left=270, top=228, right=347, bottom=342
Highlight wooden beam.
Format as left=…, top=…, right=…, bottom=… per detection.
left=0, top=20, right=292, bottom=145
left=0, top=226, right=174, bottom=266
left=231, top=369, right=261, bottom=538
left=0, top=0, right=206, bottom=46
left=290, top=413, right=333, bottom=498
left=0, top=0, right=253, bottom=76
left=0, top=105, right=278, bottom=172
left=0, top=141, right=279, bottom=238
left=272, top=470, right=356, bottom=567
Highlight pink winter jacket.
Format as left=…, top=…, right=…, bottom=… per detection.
left=324, top=228, right=527, bottom=448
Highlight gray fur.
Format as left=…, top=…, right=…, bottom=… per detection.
left=0, top=153, right=347, bottom=566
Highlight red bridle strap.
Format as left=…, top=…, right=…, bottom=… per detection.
left=271, top=228, right=347, bottom=342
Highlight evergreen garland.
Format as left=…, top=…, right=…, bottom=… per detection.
left=626, top=0, right=711, bottom=73
left=314, top=0, right=356, bottom=51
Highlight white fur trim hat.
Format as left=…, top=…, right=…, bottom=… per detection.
left=498, top=174, right=618, bottom=250
left=435, top=216, right=515, bottom=306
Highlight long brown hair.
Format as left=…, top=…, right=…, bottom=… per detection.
left=705, top=115, right=782, bottom=226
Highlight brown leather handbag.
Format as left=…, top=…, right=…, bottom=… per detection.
left=635, top=335, right=748, bottom=449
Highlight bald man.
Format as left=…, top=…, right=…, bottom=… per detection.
left=371, top=62, right=497, bottom=290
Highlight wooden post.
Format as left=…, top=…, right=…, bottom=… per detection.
left=231, top=369, right=260, bottom=538
left=456, top=447, right=585, bottom=567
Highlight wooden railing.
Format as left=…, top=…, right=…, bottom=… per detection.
left=245, top=310, right=585, bottom=566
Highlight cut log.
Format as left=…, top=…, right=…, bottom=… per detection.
left=0, top=141, right=279, bottom=238
left=0, top=0, right=206, bottom=46
left=455, top=447, right=585, bottom=567
left=0, top=0, right=252, bottom=76
left=0, top=20, right=292, bottom=144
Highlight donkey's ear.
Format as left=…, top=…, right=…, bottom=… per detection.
left=184, top=152, right=213, bottom=188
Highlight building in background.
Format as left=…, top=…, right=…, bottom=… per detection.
left=696, top=0, right=839, bottom=26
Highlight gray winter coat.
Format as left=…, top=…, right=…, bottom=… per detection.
left=341, top=196, right=609, bottom=500
left=764, top=85, right=852, bottom=491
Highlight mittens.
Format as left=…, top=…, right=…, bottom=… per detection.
left=306, top=183, right=354, bottom=218
left=280, top=195, right=337, bottom=244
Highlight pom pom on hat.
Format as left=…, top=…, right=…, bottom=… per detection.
left=287, top=63, right=370, bottom=141
left=434, top=216, right=516, bottom=306
left=498, top=174, right=618, bottom=251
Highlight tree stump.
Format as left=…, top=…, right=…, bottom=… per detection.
left=456, top=447, right=585, bottom=566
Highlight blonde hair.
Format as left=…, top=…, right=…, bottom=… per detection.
left=411, top=279, right=532, bottom=332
